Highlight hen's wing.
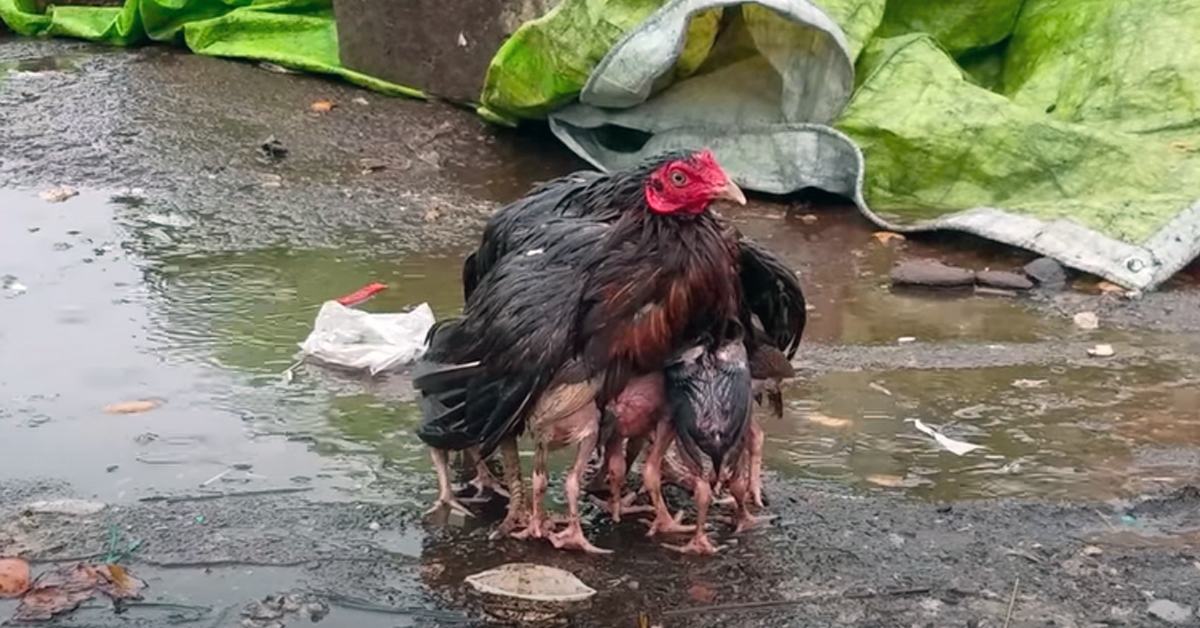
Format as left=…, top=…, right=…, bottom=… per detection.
left=738, top=238, right=806, bottom=359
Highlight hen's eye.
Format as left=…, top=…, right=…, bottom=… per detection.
left=669, top=170, right=688, bottom=186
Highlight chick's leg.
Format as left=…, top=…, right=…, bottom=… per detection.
left=510, top=441, right=550, bottom=541
left=550, top=405, right=610, bottom=554
left=664, top=478, right=717, bottom=555
left=423, top=449, right=473, bottom=517
left=465, top=446, right=509, bottom=499
left=496, top=438, right=528, bottom=536
left=643, top=421, right=694, bottom=536
left=748, top=418, right=766, bottom=508
left=730, top=453, right=774, bottom=533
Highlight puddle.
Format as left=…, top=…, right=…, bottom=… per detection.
left=2, top=184, right=1198, bottom=513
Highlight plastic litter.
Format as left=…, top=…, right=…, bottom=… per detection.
left=298, top=301, right=435, bottom=375
left=910, top=419, right=984, bottom=456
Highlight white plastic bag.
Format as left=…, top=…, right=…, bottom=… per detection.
left=299, top=301, right=435, bottom=375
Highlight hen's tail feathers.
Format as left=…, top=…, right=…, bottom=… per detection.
left=739, top=239, right=807, bottom=359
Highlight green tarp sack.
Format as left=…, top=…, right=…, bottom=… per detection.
left=484, top=0, right=1200, bottom=291
left=0, top=0, right=420, bottom=97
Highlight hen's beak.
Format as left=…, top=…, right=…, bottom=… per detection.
left=716, top=179, right=747, bottom=205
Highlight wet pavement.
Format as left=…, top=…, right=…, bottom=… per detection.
left=2, top=35, right=1199, bottom=627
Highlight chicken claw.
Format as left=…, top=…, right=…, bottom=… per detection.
left=425, top=449, right=475, bottom=518
left=734, top=512, right=775, bottom=534
left=643, top=510, right=695, bottom=536
left=549, top=523, right=612, bottom=554
left=662, top=534, right=720, bottom=555
left=423, top=495, right=474, bottom=518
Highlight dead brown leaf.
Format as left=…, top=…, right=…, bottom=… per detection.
left=806, top=412, right=852, bottom=429
left=14, top=563, right=145, bottom=622
left=310, top=99, right=335, bottom=113
left=0, top=558, right=31, bottom=598
left=872, top=231, right=906, bottom=245
left=102, top=399, right=161, bottom=415
left=687, top=583, right=717, bottom=603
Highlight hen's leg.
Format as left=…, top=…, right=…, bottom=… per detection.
left=466, top=446, right=509, bottom=499
left=730, top=457, right=773, bottom=533
left=643, top=421, right=694, bottom=536
left=664, top=478, right=718, bottom=554
left=423, top=449, right=473, bottom=517
left=496, top=438, right=528, bottom=536
left=748, top=418, right=766, bottom=508
left=603, top=435, right=628, bottom=522
left=511, top=440, right=551, bottom=541
left=550, top=420, right=611, bottom=554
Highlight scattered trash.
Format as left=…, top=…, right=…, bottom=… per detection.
left=335, top=282, right=388, bottom=307
left=976, top=270, right=1033, bottom=290
left=1023, top=257, right=1069, bottom=288
left=39, top=186, right=78, bottom=203
left=868, top=382, right=893, bottom=396
left=1073, top=311, right=1100, bottom=330
left=102, top=399, right=162, bottom=415
left=975, top=286, right=1019, bottom=298
left=1011, top=379, right=1048, bottom=389
left=806, top=413, right=852, bottom=429
left=1088, top=344, right=1115, bottom=358
left=310, top=98, right=336, bottom=113
left=1082, top=545, right=1103, bottom=556
left=0, top=558, right=31, bottom=598
left=258, top=136, right=288, bottom=160
left=465, top=563, right=596, bottom=625
left=890, top=260, right=974, bottom=287
left=909, top=419, right=984, bottom=456
left=1147, top=599, right=1194, bottom=625
left=298, top=301, right=435, bottom=375
left=872, top=231, right=906, bottom=245
left=13, top=563, right=146, bottom=622
left=2, top=275, right=28, bottom=298
left=24, top=499, right=106, bottom=516
left=897, top=336, right=917, bottom=344
left=241, top=592, right=330, bottom=627
left=352, top=96, right=369, bottom=106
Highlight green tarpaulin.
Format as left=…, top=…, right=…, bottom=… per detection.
left=4, top=0, right=1199, bottom=289
left=0, top=0, right=419, bottom=96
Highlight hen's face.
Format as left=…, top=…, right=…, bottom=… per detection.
left=644, top=150, right=746, bottom=215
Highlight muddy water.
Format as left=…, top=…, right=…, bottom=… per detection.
left=3, top=186, right=1197, bottom=509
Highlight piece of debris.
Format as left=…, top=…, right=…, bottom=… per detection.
left=806, top=413, right=853, bottom=429
left=103, top=399, right=162, bottom=415
left=367, top=521, right=381, bottom=532
left=258, top=136, right=288, bottom=160
left=358, top=158, right=387, bottom=173
left=1088, top=344, right=1115, bottom=358
left=1147, top=599, right=1194, bottom=625
left=13, top=563, right=145, bottom=622
left=423, top=208, right=442, bottom=222
left=242, top=592, right=330, bottom=627
left=352, top=97, right=369, bottom=106
left=1082, top=545, right=1103, bottom=556
left=1023, top=257, right=1069, bottom=288
left=1097, top=280, right=1125, bottom=295
left=310, top=99, right=336, bottom=113
left=872, top=231, right=906, bottom=245
left=909, top=419, right=984, bottom=456
left=869, top=382, right=893, bottom=396
left=24, top=499, right=106, bottom=516
left=2, top=275, right=28, bottom=298
left=1073, top=311, right=1100, bottom=330
left=800, top=214, right=818, bottom=224
left=465, top=563, right=596, bottom=624
left=1011, top=379, right=1048, bottom=389
left=335, top=282, right=388, bottom=307
left=976, top=270, right=1033, bottom=290
left=897, top=336, right=917, bottom=344
left=975, top=286, right=1019, bottom=297
left=299, top=301, right=435, bottom=375
left=0, top=559, right=31, bottom=598
left=687, top=583, right=717, bottom=603
left=39, top=186, right=78, bottom=203
left=865, top=474, right=915, bottom=488
left=258, top=62, right=300, bottom=75
left=891, top=260, right=974, bottom=287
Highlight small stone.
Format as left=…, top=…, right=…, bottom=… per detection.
left=1023, top=257, right=1069, bottom=288
left=976, top=270, right=1033, bottom=290
left=1088, top=344, right=1115, bottom=358
left=1082, top=545, right=1103, bottom=556
left=1148, top=599, right=1193, bottom=624
left=1073, top=311, right=1100, bottom=330
left=891, top=260, right=975, bottom=287
left=367, top=521, right=381, bottom=532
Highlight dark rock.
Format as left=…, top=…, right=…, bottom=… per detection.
left=333, top=0, right=555, bottom=104
left=1023, top=257, right=1069, bottom=288
left=976, top=270, right=1034, bottom=290
left=891, top=260, right=975, bottom=287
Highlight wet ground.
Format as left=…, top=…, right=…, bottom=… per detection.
left=2, top=35, right=1198, bottom=627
